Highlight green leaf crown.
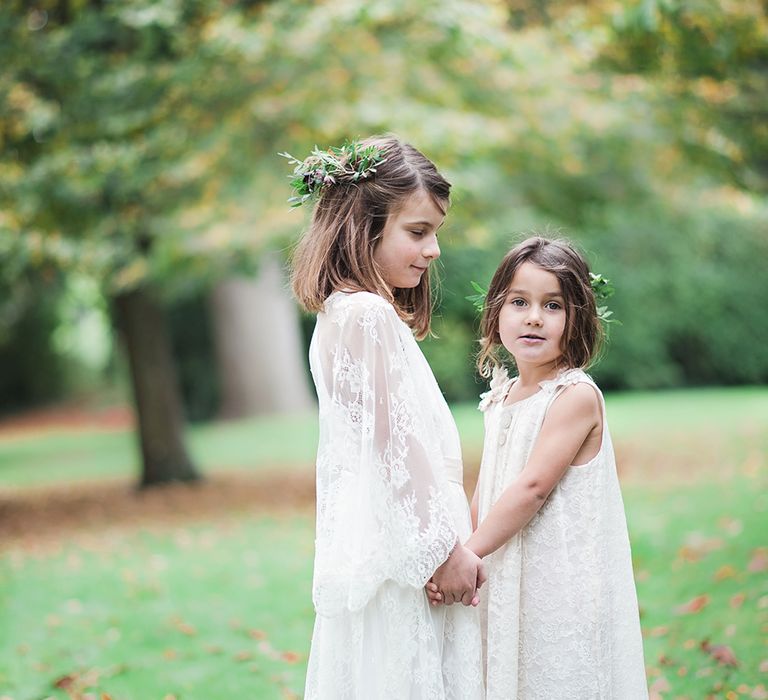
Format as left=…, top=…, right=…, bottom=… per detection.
left=466, top=272, right=617, bottom=325
left=279, top=141, right=387, bottom=208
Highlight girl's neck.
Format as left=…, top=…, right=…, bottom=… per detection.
left=515, top=358, right=568, bottom=387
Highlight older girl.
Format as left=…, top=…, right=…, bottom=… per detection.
left=289, top=136, right=484, bottom=699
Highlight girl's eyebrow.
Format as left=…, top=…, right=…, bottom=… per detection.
left=508, top=288, right=563, bottom=297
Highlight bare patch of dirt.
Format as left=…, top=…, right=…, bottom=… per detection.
left=0, top=470, right=315, bottom=554
left=0, top=401, right=133, bottom=439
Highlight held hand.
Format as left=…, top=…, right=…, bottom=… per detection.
left=425, top=580, right=442, bottom=606
left=431, top=544, right=483, bottom=607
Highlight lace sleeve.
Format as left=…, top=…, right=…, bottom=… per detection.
left=312, top=295, right=458, bottom=616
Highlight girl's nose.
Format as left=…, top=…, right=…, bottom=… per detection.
left=423, top=238, right=440, bottom=260
left=526, top=307, right=543, bottom=325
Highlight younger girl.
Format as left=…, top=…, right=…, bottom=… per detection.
left=289, top=136, right=484, bottom=699
left=449, top=237, right=646, bottom=698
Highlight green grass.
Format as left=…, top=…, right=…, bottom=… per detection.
left=1, top=386, right=766, bottom=487
left=0, top=515, right=315, bottom=699
left=0, top=413, right=320, bottom=487
left=1, top=477, right=765, bottom=699
left=1, top=387, right=767, bottom=699
left=627, top=477, right=768, bottom=698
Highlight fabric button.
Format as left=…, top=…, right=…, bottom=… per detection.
left=502, top=413, right=513, bottom=429
left=498, top=432, right=507, bottom=446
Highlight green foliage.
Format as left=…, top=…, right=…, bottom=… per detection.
left=599, top=0, right=768, bottom=193
left=1, top=0, right=766, bottom=405
left=280, top=141, right=387, bottom=207
left=0, top=273, right=67, bottom=412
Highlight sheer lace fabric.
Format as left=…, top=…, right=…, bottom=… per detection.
left=477, top=368, right=648, bottom=700
left=304, top=291, right=483, bottom=700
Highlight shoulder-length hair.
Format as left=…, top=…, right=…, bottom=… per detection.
left=290, top=135, right=450, bottom=339
left=477, top=236, right=603, bottom=376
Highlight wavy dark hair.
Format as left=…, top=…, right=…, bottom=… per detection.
left=290, top=135, right=450, bottom=339
left=477, top=236, right=603, bottom=376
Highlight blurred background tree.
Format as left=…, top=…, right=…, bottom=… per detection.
left=1, top=0, right=766, bottom=485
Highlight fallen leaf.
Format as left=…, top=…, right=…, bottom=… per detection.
left=752, top=684, right=768, bottom=699
left=649, top=675, right=670, bottom=700
left=760, top=660, right=768, bottom=672
left=54, top=674, right=76, bottom=689
left=248, top=629, right=267, bottom=640
left=646, top=626, right=669, bottom=638
left=701, top=640, right=739, bottom=667
left=676, top=595, right=709, bottom=615
left=280, top=651, right=301, bottom=664
left=234, top=650, right=253, bottom=662
left=731, top=593, right=746, bottom=608
left=748, top=548, right=768, bottom=573
left=714, top=565, right=737, bottom=581
left=725, top=624, right=736, bottom=637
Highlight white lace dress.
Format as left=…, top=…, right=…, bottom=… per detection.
left=304, top=291, right=483, bottom=700
left=477, top=367, right=648, bottom=700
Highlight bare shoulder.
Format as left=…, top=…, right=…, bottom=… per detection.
left=547, top=381, right=601, bottom=423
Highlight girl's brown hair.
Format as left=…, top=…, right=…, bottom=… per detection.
left=290, top=135, right=450, bottom=339
left=477, top=236, right=603, bottom=377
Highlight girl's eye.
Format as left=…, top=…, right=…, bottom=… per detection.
left=545, top=301, right=562, bottom=310
left=510, top=298, right=526, bottom=306
left=410, top=230, right=425, bottom=237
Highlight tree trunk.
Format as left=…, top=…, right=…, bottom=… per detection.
left=113, top=286, right=200, bottom=488
left=210, top=252, right=315, bottom=418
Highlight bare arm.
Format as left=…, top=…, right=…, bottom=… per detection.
left=465, top=383, right=601, bottom=559
left=470, top=485, right=479, bottom=531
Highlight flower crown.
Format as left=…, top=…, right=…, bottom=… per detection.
left=279, top=141, right=387, bottom=208
left=467, top=272, right=616, bottom=325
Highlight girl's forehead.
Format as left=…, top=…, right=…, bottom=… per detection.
left=508, top=262, right=562, bottom=290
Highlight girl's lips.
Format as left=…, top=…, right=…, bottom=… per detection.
left=519, top=335, right=545, bottom=344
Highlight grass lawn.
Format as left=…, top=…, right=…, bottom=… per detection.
left=1, top=385, right=766, bottom=488
left=0, top=386, right=767, bottom=699
left=0, top=515, right=316, bottom=700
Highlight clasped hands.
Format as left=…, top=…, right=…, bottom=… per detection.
left=425, top=543, right=486, bottom=607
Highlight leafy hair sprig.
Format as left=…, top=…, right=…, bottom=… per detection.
left=279, top=141, right=386, bottom=208
left=588, top=272, right=616, bottom=325
left=466, top=272, right=617, bottom=325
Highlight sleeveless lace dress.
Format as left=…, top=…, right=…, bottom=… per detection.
left=303, top=291, right=483, bottom=700
left=477, top=367, right=648, bottom=700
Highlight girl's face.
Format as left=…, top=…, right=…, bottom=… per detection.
left=373, top=189, right=444, bottom=290
left=498, top=262, right=567, bottom=371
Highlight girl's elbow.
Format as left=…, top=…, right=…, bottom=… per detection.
left=521, top=478, right=550, bottom=503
